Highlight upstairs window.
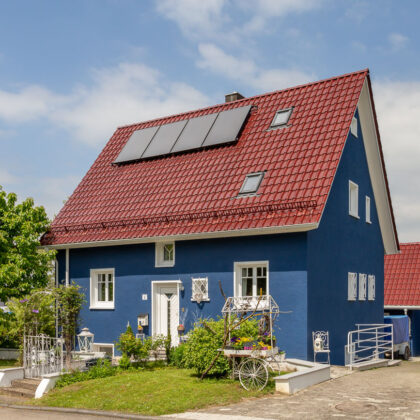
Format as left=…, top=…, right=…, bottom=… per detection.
left=349, top=181, right=359, bottom=218
left=270, top=108, right=293, bottom=129
left=155, top=242, right=175, bottom=267
left=348, top=272, right=357, bottom=301
left=351, top=116, right=358, bottom=137
left=368, top=275, right=375, bottom=300
left=358, top=274, right=367, bottom=300
left=365, top=196, right=371, bottom=223
left=235, top=263, right=268, bottom=297
left=90, top=269, right=114, bottom=309
left=239, top=172, right=265, bottom=196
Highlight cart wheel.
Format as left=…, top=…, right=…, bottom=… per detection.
left=239, top=358, right=268, bottom=391
left=403, top=346, right=411, bottom=361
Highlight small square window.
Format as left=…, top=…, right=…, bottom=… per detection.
left=90, top=269, right=115, bottom=309
left=348, top=272, right=357, bottom=301
left=365, top=196, right=371, bottom=223
left=349, top=181, right=359, bottom=218
left=155, top=242, right=175, bottom=267
left=239, top=172, right=264, bottom=195
left=270, top=108, right=293, bottom=128
left=351, top=116, right=358, bottom=137
left=359, top=274, right=367, bottom=300
left=191, top=277, right=209, bottom=302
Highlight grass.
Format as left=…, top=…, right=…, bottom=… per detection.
left=0, top=359, right=19, bottom=369
left=30, top=367, right=275, bottom=416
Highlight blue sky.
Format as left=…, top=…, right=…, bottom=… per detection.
left=0, top=0, right=419, bottom=241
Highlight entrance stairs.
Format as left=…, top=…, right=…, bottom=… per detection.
left=0, top=377, right=41, bottom=398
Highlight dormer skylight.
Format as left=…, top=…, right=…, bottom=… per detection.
left=239, top=172, right=265, bottom=196
left=270, top=108, right=293, bottom=129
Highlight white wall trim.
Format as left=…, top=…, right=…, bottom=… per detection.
left=45, top=223, right=319, bottom=250
left=385, top=305, right=420, bottom=310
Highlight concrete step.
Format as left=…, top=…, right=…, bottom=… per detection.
left=0, top=386, right=35, bottom=398
left=350, top=359, right=389, bottom=371
left=11, top=378, right=41, bottom=391
left=387, top=359, right=401, bottom=367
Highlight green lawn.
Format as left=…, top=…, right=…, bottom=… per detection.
left=31, top=367, right=275, bottom=416
left=0, top=359, right=19, bottom=369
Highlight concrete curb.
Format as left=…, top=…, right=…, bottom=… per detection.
left=0, top=402, right=159, bottom=419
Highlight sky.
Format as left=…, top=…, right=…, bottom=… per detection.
left=0, top=0, right=419, bottom=243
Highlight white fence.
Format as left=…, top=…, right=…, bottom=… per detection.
left=345, top=324, right=393, bottom=369
left=24, top=334, right=64, bottom=378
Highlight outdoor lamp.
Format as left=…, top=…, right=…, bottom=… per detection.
left=77, top=327, right=94, bottom=352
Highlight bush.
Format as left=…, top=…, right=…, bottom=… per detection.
left=56, top=358, right=116, bottom=388
left=118, top=353, right=131, bottom=369
left=182, top=317, right=259, bottom=376
left=169, top=343, right=186, bottom=368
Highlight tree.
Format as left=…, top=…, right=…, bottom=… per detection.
left=54, top=284, right=85, bottom=370
left=0, top=186, right=55, bottom=303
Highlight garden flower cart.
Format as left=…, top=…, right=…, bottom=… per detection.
left=221, top=295, right=284, bottom=391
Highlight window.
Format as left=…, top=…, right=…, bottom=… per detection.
left=239, top=172, right=265, bottom=195
left=351, top=116, right=358, bottom=137
left=359, top=274, right=367, bottom=300
left=270, top=108, right=293, bottom=128
left=235, top=262, right=268, bottom=297
left=90, top=269, right=114, bottom=309
left=92, top=343, right=114, bottom=357
left=155, top=242, right=175, bottom=267
left=191, top=277, right=209, bottom=302
left=349, top=181, right=359, bottom=218
left=366, top=196, right=371, bottom=223
left=368, top=275, right=375, bottom=301
left=348, top=272, right=357, bottom=301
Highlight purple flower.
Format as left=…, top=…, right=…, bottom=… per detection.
left=31, top=309, right=39, bottom=313
left=19, top=299, right=28, bottom=303
left=263, top=332, right=269, bottom=336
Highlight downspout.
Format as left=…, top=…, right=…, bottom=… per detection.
left=65, top=248, right=70, bottom=287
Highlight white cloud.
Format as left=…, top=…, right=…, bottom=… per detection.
left=388, top=33, right=409, bottom=51
left=0, top=62, right=210, bottom=147
left=0, top=168, right=19, bottom=185
left=197, top=43, right=315, bottom=91
left=373, top=80, right=420, bottom=242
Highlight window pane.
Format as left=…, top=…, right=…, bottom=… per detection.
left=241, top=173, right=263, bottom=194
left=272, top=109, right=292, bottom=127
left=241, top=269, right=253, bottom=297
left=108, top=274, right=113, bottom=302
left=163, top=244, right=173, bottom=261
left=256, top=266, right=267, bottom=296
left=98, top=275, right=106, bottom=302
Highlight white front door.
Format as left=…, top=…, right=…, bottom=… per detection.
left=153, top=283, right=179, bottom=346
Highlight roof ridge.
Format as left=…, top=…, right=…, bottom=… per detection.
left=116, top=69, right=369, bottom=130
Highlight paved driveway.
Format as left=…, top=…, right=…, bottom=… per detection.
left=169, top=361, right=420, bottom=419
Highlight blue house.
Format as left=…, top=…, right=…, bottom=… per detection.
left=42, top=69, right=399, bottom=365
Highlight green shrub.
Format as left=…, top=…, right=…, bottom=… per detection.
left=182, top=317, right=259, bottom=376
left=118, top=353, right=131, bottom=369
left=56, top=359, right=116, bottom=388
left=169, top=343, right=186, bottom=368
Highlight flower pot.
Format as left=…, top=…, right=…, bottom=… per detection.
left=177, top=325, right=185, bottom=332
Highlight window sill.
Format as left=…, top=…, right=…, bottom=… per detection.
left=191, top=298, right=210, bottom=302
left=89, top=304, right=115, bottom=310
left=155, top=262, right=175, bottom=268
left=349, top=213, right=360, bottom=219
left=366, top=220, right=372, bottom=224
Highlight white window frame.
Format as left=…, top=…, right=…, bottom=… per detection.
left=365, top=196, right=371, bottom=223
left=234, top=261, right=269, bottom=297
left=155, top=242, right=175, bottom=267
left=349, top=181, right=359, bottom=218
left=90, top=268, right=115, bottom=310
left=351, top=116, right=358, bottom=137
left=358, top=273, right=367, bottom=301
left=191, top=277, right=210, bottom=302
left=368, top=275, right=375, bottom=301
left=92, top=343, right=114, bottom=357
left=348, top=272, right=357, bottom=301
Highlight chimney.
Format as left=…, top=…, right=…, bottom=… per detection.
left=225, top=92, right=245, bottom=103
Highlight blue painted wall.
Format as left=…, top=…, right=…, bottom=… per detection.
left=307, top=110, right=385, bottom=365
left=57, top=232, right=309, bottom=359
left=410, top=311, right=420, bottom=356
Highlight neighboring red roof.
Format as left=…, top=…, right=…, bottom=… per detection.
left=42, top=70, right=370, bottom=246
left=385, top=243, right=420, bottom=306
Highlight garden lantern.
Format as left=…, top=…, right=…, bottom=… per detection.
left=77, top=327, right=94, bottom=352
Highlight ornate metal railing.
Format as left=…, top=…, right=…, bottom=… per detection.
left=221, top=295, right=280, bottom=314
left=23, top=334, right=64, bottom=378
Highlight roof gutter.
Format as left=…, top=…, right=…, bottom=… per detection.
left=44, top=222, right=319, bottom=250
left=385, top=305, right=420, bottom=310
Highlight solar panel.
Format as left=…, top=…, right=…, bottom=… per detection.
left=142, top=120, right=187, bottom=159
left=114, top=126, right=159, bottom=164
left=202, top=105, right=251, bottom=147
left=171, top=113, right=218, bottom=154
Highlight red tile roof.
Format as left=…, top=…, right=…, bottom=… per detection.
left=42, top=70, right=370, bottom=246
left=385, top=243, right=420, bottom=306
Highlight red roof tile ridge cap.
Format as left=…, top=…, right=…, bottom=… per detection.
left=116, top=69, right=370, bottom=130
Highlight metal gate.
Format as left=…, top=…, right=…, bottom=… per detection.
left=23, top=334, right=64, bottom=378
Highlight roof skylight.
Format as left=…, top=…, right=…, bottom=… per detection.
left=270, top=108, right=293, bottom=128
left=239, top=172, right=265, bottom=195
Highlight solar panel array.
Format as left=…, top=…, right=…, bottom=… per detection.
left=114, top=105, right=251, bottom=164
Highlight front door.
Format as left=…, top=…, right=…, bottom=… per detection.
left=153, top=284, right=179, bottom=346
